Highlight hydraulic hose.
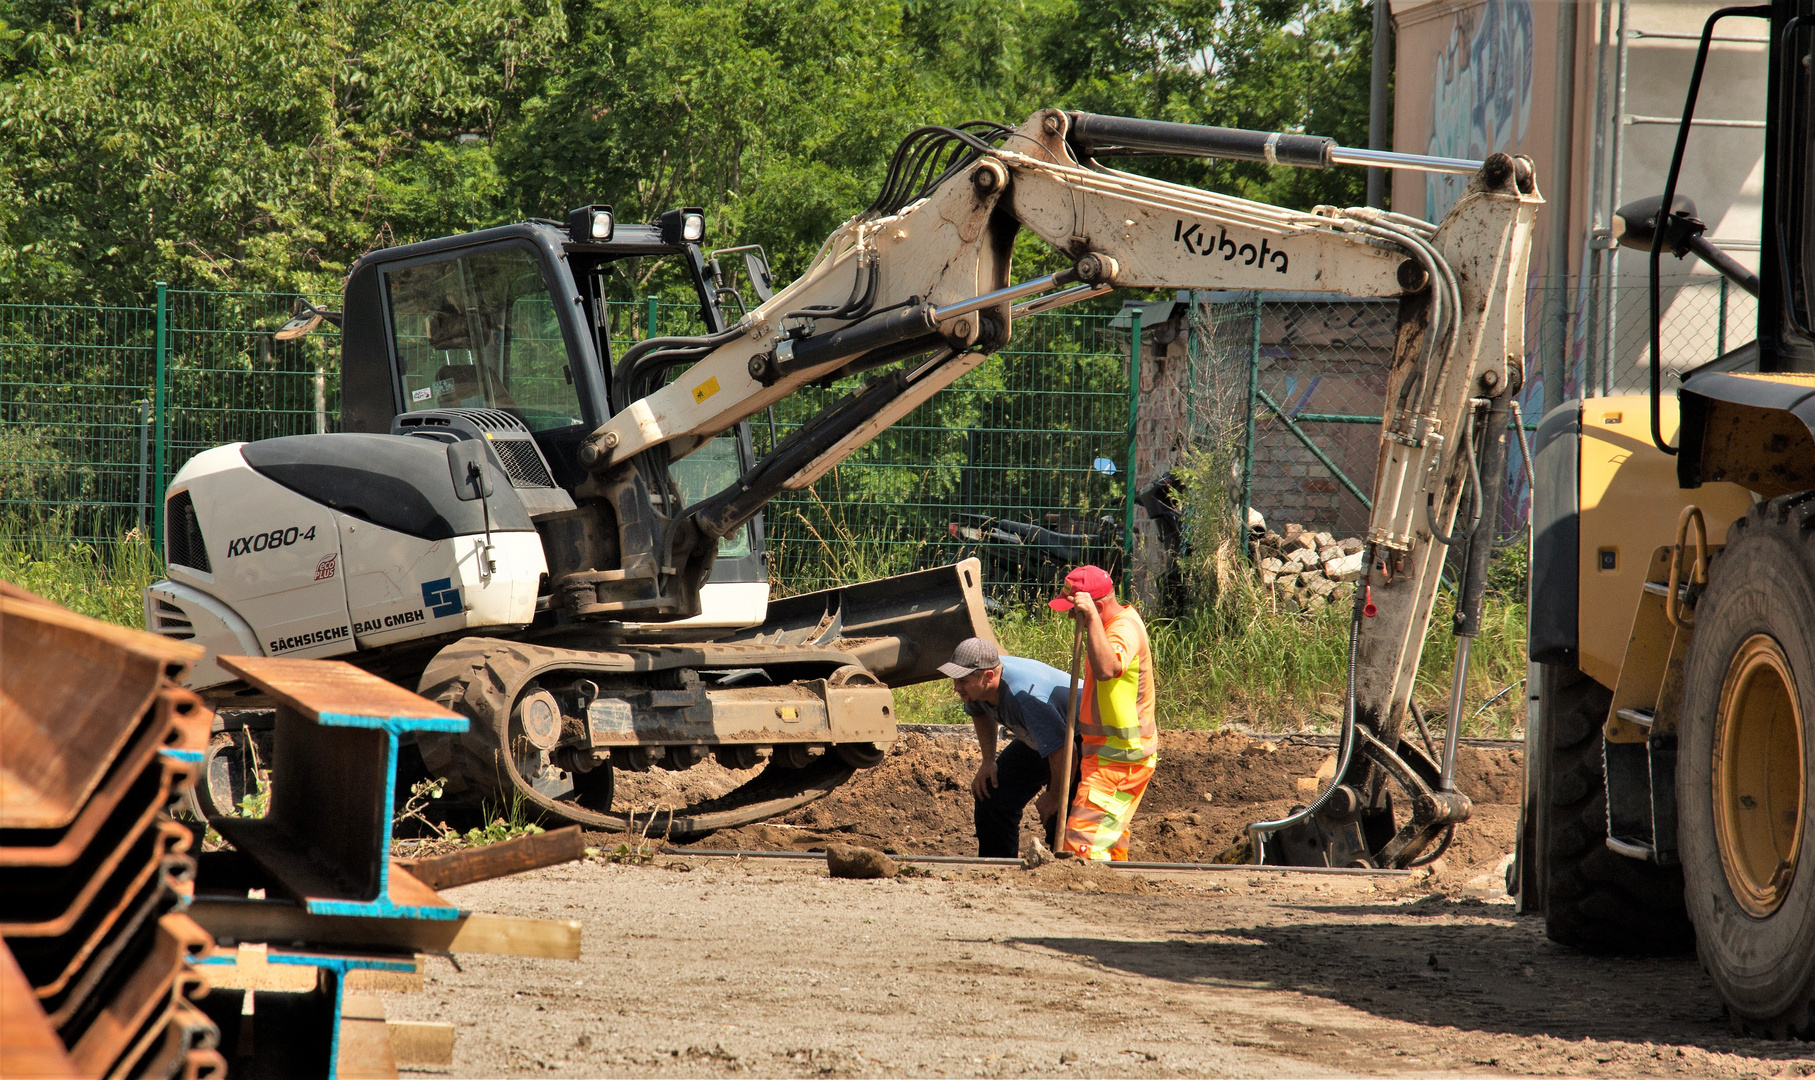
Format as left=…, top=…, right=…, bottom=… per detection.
left=1426, top=409, right=1482, bottom=549
left=612, top=324, right=748, bottom=411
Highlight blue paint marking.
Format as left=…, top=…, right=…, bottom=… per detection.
left=313, top=712, right=469, bottom=734
left=421, top=577, right=462, bottom=618
left=160, top=748, right=204, bottom=763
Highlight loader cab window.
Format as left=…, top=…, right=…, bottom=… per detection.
left=385, top=247, right=582, bottom=432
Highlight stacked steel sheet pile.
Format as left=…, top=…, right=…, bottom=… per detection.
left=0, top=583, right=222, bottom=1080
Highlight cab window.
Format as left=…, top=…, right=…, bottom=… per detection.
left=670, top=435, right=751, bottom=559
left=386, top=247, right=582, bottom=432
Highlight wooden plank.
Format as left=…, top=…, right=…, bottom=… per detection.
left=336, top=994, right=398, bottom=1080
left=343, top=965, right=425, bottom=993
left=197, top=944, right=426, bottom=992
left=397, top=826, right=585, bottom=891
left=0, top=942, right=77, bottom=1079
left=216, top=657, right=464, bottom=730
left=188, top=902, right=582, bottom=960
left=387, top=1021, right=455, bottom=1067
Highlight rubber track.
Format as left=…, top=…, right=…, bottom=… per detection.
left=415, top=639, right=857, bottom=842
left=1541, top=665, right=1694, bottom=954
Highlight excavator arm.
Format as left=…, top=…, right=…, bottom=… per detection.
left=568, top=107, right=1543, bottom=867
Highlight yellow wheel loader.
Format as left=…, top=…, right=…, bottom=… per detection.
left=1518, top=0, right=1815, bottom=1037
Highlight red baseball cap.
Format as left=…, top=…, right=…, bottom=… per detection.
left=1049, top=565, right=1115, bottom=611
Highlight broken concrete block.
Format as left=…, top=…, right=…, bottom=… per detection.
left=1324, top=551, right=1364, bottom=581
left=1339, top=536, right=1365, bottom=555
left=1307, top=576, right=1338, bottom=597
left=1314, top=531, right=1336, bottom=547
left=1283, top=523, right=1304, bottom=541
left=825, top=843, right=899, bottom=879
left=1318, top=544, right=1344, bottom=563
left=1260, top=557, right=1283, bottom=573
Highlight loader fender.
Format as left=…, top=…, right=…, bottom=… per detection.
left=1571, top=396, right=1753, bottom=688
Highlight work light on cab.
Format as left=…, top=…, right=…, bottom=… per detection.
left=659, top=207, right=705, bottom=244
left=567, top=203, right=614, bottom=242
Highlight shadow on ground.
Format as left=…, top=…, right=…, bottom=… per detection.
left=1017, top=903, right=1809, bottom=1061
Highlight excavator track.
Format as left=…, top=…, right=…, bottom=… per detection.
left=415, top=637, right=881, bottom=842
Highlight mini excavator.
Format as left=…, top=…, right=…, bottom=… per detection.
left=148, top=108, right=1539, bottom=862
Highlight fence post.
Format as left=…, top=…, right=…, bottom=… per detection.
left=645, top=295, right=658, bottom=340
left=1240, top=293, right=1262, bottom=540
left=1717, top=275, right=1729, bottom=358
left=1123, top=307, right=1142, bottom=576
left=152, top=281, right=168, bottom=547
left=136, top=400, right=151, bottom=535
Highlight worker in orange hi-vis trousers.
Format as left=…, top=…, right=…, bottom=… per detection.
left=1048, top=565, right=1159, bottom=861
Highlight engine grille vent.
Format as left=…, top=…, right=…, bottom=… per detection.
left=165, top=490, right=211, bottom=572
left=149, top=599, right=195, bottom=640
left=493, top=439, right=556, bottom=488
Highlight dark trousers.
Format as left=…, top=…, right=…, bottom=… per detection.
left=974, top=738, right=1079, bottom=858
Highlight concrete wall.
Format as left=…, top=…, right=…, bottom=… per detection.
left=1390, top=0, right=1767, bottom=388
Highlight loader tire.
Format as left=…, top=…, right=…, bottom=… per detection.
left=1534, top=663, right=1694, bottom=954
left=1678, top=495, right=1815, bottom=1038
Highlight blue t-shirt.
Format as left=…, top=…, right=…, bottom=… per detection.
left=964, top=655, right=1073, bottom=758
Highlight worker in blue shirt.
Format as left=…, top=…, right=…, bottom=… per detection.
left=940, top=636, right=1077, bottom=858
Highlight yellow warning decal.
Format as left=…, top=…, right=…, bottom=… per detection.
left=692, top=376, right=720, bottom=404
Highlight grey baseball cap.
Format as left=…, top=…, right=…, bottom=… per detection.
left=939, top=637, right=1002, bottom=679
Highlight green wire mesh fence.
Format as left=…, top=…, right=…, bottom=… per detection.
left=0, top=277, right=1760, bottom=602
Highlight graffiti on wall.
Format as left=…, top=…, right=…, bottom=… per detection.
left=1424, top=0, right=1536, bottom=220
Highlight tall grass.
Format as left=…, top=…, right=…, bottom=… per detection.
left=5, top=486, right=1530, bottom=740
left=0, top=523, right=163, bottom=626
left=886, top=442, right=1531, bottom=739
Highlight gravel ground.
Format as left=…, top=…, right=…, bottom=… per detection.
left=386, top=857, right=1811, bottom=1078
left=375, top=733, right=1814, bottom=1078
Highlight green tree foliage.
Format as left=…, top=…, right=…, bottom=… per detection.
left=0, top=0, right=1380, bottom=302
left=0, top=0, right=564, bottom=301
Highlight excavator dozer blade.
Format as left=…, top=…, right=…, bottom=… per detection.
left=728, top=557, right=996, bottom=686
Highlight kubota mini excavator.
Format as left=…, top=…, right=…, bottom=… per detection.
left=148, top=107, right=1542, bottom=862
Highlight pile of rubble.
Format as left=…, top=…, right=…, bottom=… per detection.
left=1252, top=523, right=1365, bottom=612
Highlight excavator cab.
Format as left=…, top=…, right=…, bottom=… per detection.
left=334, top=214, right=770, bottom=622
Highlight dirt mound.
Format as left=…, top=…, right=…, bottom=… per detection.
left=1022, top=858, right=1154, bottom=893
left=636, top=727, right=1523, bottom=886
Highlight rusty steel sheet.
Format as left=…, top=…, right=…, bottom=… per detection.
left=725, top=557, right=993, bottom=687
left=0, top=775, right=195, bottom=938
left=0, top=594, right=202, bottom=831
left=212, top=656, right=467, bottom=921
left=64, top=912, right=212, bottom=1078
left=0, top=941, right=77, bottom=1079
left=36, top=851, right=195, bottom=1028
left=101, top=969, right=213, bottom=1080
left=1, top=686, right=210, bottom=870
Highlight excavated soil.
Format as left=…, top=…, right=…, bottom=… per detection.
left=608, top=727, right=1524, bottom=890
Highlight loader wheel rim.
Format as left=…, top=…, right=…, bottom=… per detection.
left=1713, top=634, right=1806, bottom=918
